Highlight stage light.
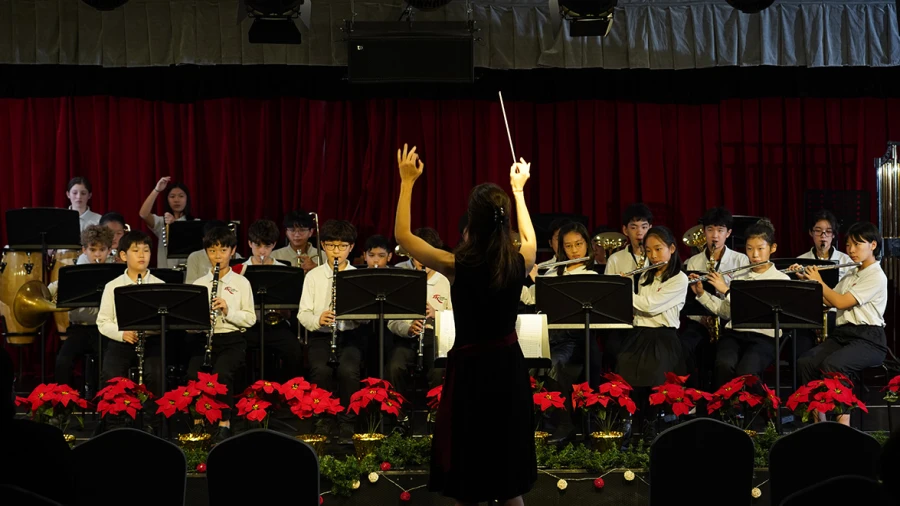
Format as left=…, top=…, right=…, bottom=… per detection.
left=726, top=0, right=775, bottom=14
left=80, top=0, right=129, bottom=10
left=245, top=0, right=304, bottom=44
left=556, top=0, right=617, bottom=37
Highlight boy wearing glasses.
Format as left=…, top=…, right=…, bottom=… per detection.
left=798, top=209, right=852, bottom=280
left=273, top=210, right=320, bottom=272
left=297, top=220, right=363, bottom=442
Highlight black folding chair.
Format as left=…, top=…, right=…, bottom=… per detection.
left=0, top=484, right=62, bottom=506
left=207, top=429, right=319, bottom=506
left=779, top=475, right=884, bottom=505
left=769, top=422, right=881, bottom=506
left=650, top=418, right=754, bottom=506
left=72, top=428, right=187, bottom=506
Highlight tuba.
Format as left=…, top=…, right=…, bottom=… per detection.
left=682, top=225, right=706, bottom=253
left=592, top=232, right=628, bottom=259
left=12, top=280, right=68, bottom=329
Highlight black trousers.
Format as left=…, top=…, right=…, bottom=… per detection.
left=55, top=324, right=102, bottom=389
left=386, top=330, right=444, bottom=401
left=187, top=332, right=246, bottom=420
left=679, top=320, right=716, bottom=390
left=102, top=338, right=163, bottom=397
left=307, top=332, right=363, bottom=426
left=714, top=328, right=775, bottom=389
left=799, top=325, right=887, bottom=385
left=244, top=321, right=304, bottom=382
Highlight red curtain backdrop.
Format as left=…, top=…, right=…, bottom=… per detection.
left=1, top=95, right=895, bottom=255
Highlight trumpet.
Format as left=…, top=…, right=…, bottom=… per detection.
left=620, top=261, right=668, bottom=277
left=779, top=262, right=862, bottom=274
left=688, top=261, right=772, bottom=285
left=202, top=264, right=220, bottom=372
left=135, top=273, right=147, bottom=385
left=327, top=257, right=340, bottom=369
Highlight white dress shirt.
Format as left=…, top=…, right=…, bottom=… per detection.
left=696, top=263, right=791, bottom=338
left=97, top=270, right=166, bottom=342
left=394, top=259, right=414, bottom=270
left=184, top=249, right=245, bottom=283
left=193, top=269, right=257, bottom=333
left=798, top=247, right=854, bottom=281
left=604, top=246, right=647, bottom=276
left=834, top=263, right=888, bottom=327
left=633, top=271, right=688, bottom=328
left=72, top=207, right=101, bottom=232
left=389, top=271, right=453, bottom=337
left=685, top=247, right=751, bottom=322
left=298, top=263, right=361, bottom=333
left=272, top=244, right=321, bottom=267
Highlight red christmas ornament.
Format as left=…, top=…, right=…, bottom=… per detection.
left=319, top=496, right=324, bottom=505
left=400, top=491, right=411, bottom=502
left=196, top=463, right=207, bottom=473
left=380, top=461, right=392, bottom=471
left=594, top=477, right=605, bottom=489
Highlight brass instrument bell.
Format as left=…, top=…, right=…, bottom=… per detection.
left=592, top=232, right=627, bottom=257
left=14, top=280, right=68, bottom=329
left=682, top=225, right=706, bottom=251
left=395, top=244, right=411, bottom=258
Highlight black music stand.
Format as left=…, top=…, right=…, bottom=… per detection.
left=730, top=280, right=823, bottom=434
left=335, top=269, right=426, bottom=381
left=57, top=264, right=123, bottom=386
left=243, top=265, right=304, bottom=379
left=167, top=221, right=211, bottom=259
left=114, top=284, right=209, bottom=437
left=728, top=215, right=763, bottom=252
left=6, top=208, right=82, bottom=383
left=150, top=268, right=186, bottom=284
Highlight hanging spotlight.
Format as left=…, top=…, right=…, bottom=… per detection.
left=81, top=0, right=129, bottom=10
left=726, top=0, right=776, bottom=14
left=245, top=0, right=304, bottom=44
left=554, top=0, right=617, bottom=37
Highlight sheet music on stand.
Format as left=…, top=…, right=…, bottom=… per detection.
left=434, top=310, right=550, bottom=359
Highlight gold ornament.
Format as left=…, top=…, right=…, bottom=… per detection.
left=624, top=470, right=635, bottom=482
left=352, top=481, right=361, bottom=490
left=751, top=487, right=762, bottom=499
left=368, top=472, right=379, bottom=483
left=557, top=479, right=568, bottom=491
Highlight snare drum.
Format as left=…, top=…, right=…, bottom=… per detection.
left=0, top=248, right=44, bottom=344
left=50, top=249, right=81, bottom=336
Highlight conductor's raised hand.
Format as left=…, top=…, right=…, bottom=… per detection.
left=398, top=144, right=424, bottom=184
left=510, top=158, right=530, bottom=192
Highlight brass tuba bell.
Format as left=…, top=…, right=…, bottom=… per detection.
left=592, top=232, right=627, bottom=257
left=682, top=225, right=706, bottom=251
left=14, top=280, right=68, bottom=329
left=395, top=244, right=411, bottom=258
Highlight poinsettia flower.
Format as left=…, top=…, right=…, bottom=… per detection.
left=738, top=391, right=762, bottom=408
left=347, top=398, right=365, bottom=416
left=685, top=388, right=712, bottom=402
left=823, top=377, right=855, bottom=405
left=599, top=376, right=632, bottom=398
left=244, top=400, right=271, bottom=422
left=707, top=399, right=723, bottom=413
left=156, top=396, right=179, bottom=417
left=426, top=385, right=443, bottom=409
left=361, top=377, right=390, bottom=388
left=14, top=396, right=28, bottom=407
left=95, top=382, right=128, bottom=401
left=381, top=399, right=401, bottom=417
left=882, top=375, right=900, bottom=393
left=26, top=384, right=59, bottom=411
left=134, top=384, right=154, bottom=400
left=236, top=396, right=256, bottom=416
left=649, top=384, right=684, bottom=405
left=388, top=390, right=407, bottom=406
left=856, top=399, right=869, bottom=413
left=664, top=372, right=690, bottom=385
left=349, top=390, right=373, bottom=411
left=197, top=372, right=228, bottom=397
left=593, top=393, right=611, bottom=408
left=115, top=395, right=142, bottom=419
left=808, top=399, right=835, bottom=414
left=289, top=398, right=311, bottom=420
left=280, top=377, right=312, bottom=400
left=619, top=395, right=637, bottom=415
left=170, top=386, right=198, bottom=411
left=786, top=386, right=811, bottom=411
left=530, top=376, right=538, bottom=391
left=251, top=380, right=282, bottom=395
left=571, top=382, right=594, bottom=409
left=361, top=387, right=389, bottom=405
left=670, top=397, right=693, bottom=416
left=301, top=388, right=334, bottom=416
left=195, top=395, right=227, bottom=424
left=97, top=398, right=119, bottom=417
left=74, top=397, right=89, bottom=409
left=533, top=391, right=566, bottom=412
left=53, top=385, right=81, bottom=407
left=823, top=372, right=852, bottom=385
left=323, top=396, right=344, bottom=415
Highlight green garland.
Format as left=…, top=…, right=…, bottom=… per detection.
left=184, top=447, right=208, bottom=471
left=536, top=440, right=650, bottom=472
left=752, top=423, right=779, bottom=468
left=320, top=454, right=378, bottom=496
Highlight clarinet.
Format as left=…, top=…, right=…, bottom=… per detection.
left=415, top=307, right=427, bottom=373
left=135, top=273, right=146, bottom=385
left=327, top=257, right=340, bottom=369
left=202, top=264, right=220, bottom=371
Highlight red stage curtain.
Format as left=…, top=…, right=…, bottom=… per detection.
left=1, top=95, right=897, bottom=373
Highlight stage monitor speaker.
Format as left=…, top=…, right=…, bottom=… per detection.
left=347, top=21, right=474, bottom=83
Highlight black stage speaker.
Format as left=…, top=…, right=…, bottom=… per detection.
left=347, top=22, right=475, bottom=83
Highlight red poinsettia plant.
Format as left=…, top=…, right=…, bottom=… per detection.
left=425, top=385, right=442, bottom=423
left=786, top=372, right=868, bottom=423
left=155, top=372, right=230, bottom=431
left=284, top=377, right=343, bottom=428
left=649, top=373, right=711, bottom=418
left=706, top=375, right=779, bottom=430
left=531, top=376, right=566, bottom=432
left=571, top=373, right=638, bottom=434
left=883, top=375, right=900, bottom=404
left=347, top=378, right=407, bottom=435
left=16, top=383, right=90, bottom=434
left=94, top=377, right=154, bottom=420
left=233, top=378, right=292, bottom=429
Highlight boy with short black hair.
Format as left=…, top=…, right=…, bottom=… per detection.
left=273, top=210, right=320, bottom=272
left=233, top=219, right=291, bottom=272
left=97, top=231, right=166, bottom=394
left=53, top=225, right=115, bottom=389
left=298, top=219, right=362, bottom=442
left=188, top=226, right=257, bottom=441
left=363, top=235, right=393, bottom=269
left=604, top=204, right=654, bottom=275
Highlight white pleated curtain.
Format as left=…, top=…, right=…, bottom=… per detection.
left=0, top=0, right=897, bottom=68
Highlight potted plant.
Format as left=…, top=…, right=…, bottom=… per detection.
left=648, top=373, right=711, bottom=432
left=531, top=376, right=566, bottom=444
left=284, top=378, right=343, bottom=456
left=94, top=377, right=153, bottom=428
left=16, top=383, right=90, bottom=445
left=706, top=374, right=779, bottom=436
left=786, top=372, right=868, bottom=423
left=346, top=378, right=406, bottom=461
left=571, top=373, right=637, bottom=452
left=155, top=372, right=229, bottom=450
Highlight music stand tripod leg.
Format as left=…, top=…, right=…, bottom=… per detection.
left=584, top=306, right=591, bottom=438
left=774, top=310, right=782, bottom=435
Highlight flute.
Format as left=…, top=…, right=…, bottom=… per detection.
left=620, top=261, right=668, bottom=277
left=688, top=261, right=772, bottom=285
left=540, top=256, right=590, bottom=270
left=779, top=262, right=861, bottom=274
